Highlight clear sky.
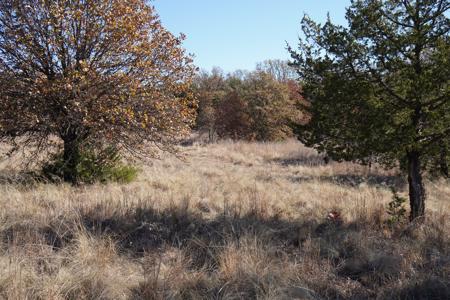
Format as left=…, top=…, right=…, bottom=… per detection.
left=153, top=0, right=350, bottom=72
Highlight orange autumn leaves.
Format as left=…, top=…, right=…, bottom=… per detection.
left=0, top=0, right=197, bottom=156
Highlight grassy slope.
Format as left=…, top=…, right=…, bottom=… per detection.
left=0, top=140, right=449, bottom=299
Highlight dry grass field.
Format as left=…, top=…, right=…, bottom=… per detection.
left=0, top=139, right=449, bottom=299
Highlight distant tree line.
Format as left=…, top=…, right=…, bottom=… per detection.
left=193, top=60, right=308, bottom=142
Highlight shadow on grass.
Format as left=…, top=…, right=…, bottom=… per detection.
left=81, top=207, right=335, bottom=299
left=2, top=199, right=449, bottom=299
left=81, top=205, right=304, bottom=262
left=0, top=169, right=50, bottom=185
left=80, top=205, right=450, bottom=299
left=271, top=156, right=326, bottom=167
left=288, top=174, right=406, bottom=189
left=384, top=277, right=450, bottom=300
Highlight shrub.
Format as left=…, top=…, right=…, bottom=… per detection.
left=386, top=189, right=407, bottom=226
left=43, top=146, right=138, bottom=184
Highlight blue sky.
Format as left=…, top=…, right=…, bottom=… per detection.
left=153, top=0, right=350, bottom=72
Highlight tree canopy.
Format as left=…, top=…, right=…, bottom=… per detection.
left=0, top=0, right=197, bottom=182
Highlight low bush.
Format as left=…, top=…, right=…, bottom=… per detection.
left=42, top=146, right=139, bottom=184
left=386, top=189, right=408, bottom=226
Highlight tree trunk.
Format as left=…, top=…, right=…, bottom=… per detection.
left=407, top=151, right=426, bottom=221
left=208, top=127, right=215, bottom=143
left=439, top=140, right=449, bottom=178
left=62, top=131, right=80, bottom=184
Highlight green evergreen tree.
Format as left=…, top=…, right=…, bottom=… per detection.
left=289, top=0, right=449, bottom=220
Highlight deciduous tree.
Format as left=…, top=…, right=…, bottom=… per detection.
left=193, top=68, right=226, bottom=142
left=256, top=59, right=296, bottom=82
left=215, top=90, right=252, bottom=140
left=243, top=71, right=297, bottom=141
left=0, top=0, right=197, bottom=183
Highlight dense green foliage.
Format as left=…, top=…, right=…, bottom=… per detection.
left=387, top=189, right=408, bottom=225
left=43, top=146, right=139, bottom=184
left=289, top=0, right=449, bottom=219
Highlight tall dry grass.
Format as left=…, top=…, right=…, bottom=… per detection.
left=0, top=139, right=449, bottom=299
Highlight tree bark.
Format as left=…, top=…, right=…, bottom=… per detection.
left=439, top=140, right=449, bottom=178
left=407, top=151, right=426, bottom=221
left=62, top=131, right=80, bottom=184
left=208, top=127, right=215, bottom=143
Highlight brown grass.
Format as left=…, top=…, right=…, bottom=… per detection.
left=0, top=139, right=449, bottom=299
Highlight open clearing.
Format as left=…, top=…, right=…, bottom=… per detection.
left=1, top=140, right=449, bottom=299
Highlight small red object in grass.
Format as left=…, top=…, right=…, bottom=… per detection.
left=327, top=210, right=341, bottom=222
